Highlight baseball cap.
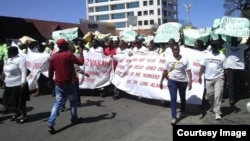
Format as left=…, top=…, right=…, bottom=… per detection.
left=56, top=38, right=68, bottom=47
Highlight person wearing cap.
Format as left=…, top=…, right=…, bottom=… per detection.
left=198, top=40, right=226, bottom=120
left=132, top=38, right=149, bottom=54
left=47, top=38, right=84, bottom=134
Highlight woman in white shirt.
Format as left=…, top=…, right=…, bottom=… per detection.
left=160, top=44, right=192, bottom=125
left=2, top=47, right=29, bottom=123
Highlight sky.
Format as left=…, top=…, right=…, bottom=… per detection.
left=0, top=0, right=225, bottom=28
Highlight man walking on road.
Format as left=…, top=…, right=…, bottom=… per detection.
left=47, top=38, right=84, bottom=134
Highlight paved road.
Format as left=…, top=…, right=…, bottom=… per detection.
left=0, top=88, right=250, bottom=141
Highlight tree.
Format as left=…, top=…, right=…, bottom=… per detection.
left=224, top=0, right=250, bottom=19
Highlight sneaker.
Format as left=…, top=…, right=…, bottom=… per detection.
left=16, top=116, right=28, bottom=124
left=170, top=118, right=177, bottom=125
left=230, top=99, right=235, bottom=107
left=48, top=125, right=56, bottom=134
left=215, top=114, right=222, bottom=120
left=71, top=117, right=83, bottom=125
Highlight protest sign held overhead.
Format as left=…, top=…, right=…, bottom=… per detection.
left=154, top=22, right=182, bottom=43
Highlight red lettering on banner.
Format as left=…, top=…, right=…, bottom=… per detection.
left=193, top=71, right=200, bottom=76
left=133, top=80, right=138, bottom=84
left=85, top=59, right=111, bottom=67
left=130, top=72, right=134, bottom=76
left=135, top=73, right=141, bottom=77
left=32, top=63, right=44, bottom=69
left=128, top=65, right=133, bottom=69
left=140, top=81, right=148, bottom=86
left=127, top=80, right=131, bottom=84
left=134, top=65, right=144, bottom=69
left=157, top=67, right=163, bottom=72
left=192, top=79, right=199, bottom=83
left=85, top=77, right=95, bottom=83
left=126, top=59, right=132, bottom=63
left=146, top=66, right=156, bottom=71
left=150, top=83, right=168, bottom=89
left=87, top=71, right=100, bottom=76
left=27, top=74, right=35, bottom=79
left=193, top=62, right=201, bottom=67
left=115, top=71, right=122, bottom=76
left=116, top=65, right=125, bottom=69
left=142, top=73, right=160, bottom=79
left=146, top=59, right=156, bottom=63
left=139, top=58, right=145, bottom=62
left=26, top=61, right=31, bottom=68
left=159, top=59, right=166, bottom=64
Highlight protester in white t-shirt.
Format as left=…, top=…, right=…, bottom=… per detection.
left=132, top=39, right=148, bottom=54
left=199, top=40, right=226, bottom=120
left=223, top=37, right=249, bottom=106
left=89, top=39, right=104, bottom=54
left=160, top=44, right=192, bottom=125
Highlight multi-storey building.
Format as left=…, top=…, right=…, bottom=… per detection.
left=86, top=0, right=178, bottom=34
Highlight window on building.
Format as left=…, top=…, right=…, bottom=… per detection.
left=88, top=0, right=94, bottom=4
left=149, top=0, right=153, bottom=5
left=144, top=11, right=148, bottom=16
left=89, top=7, right=94, bottom=13
left=96, top=15, right=109, bottom=20
left=149, top=10, right=154, bottom=15
left=143, top=1, right=147, bottom=6
left=96, top=0, right=108, bottom=3
left=158, top=18, right=161, bottom=25
left=96, top=6, right=109, bottom=12
left=116, top=22, right=126, bottom=28
left=144, top=20, right=148, bottom=25
left=163, top=10, right=167, bottom=17
left=163, top=1, right=167, bottom=7
left=127, top=12, right=134, bottom=17
left=163, top=19, right=168, bottom=23
left=157, top=0, right=160, bottom=5
left=138, top=11, right=142, bottom=16
left=127, top=2, right=139, bottom=8
left=138, top=21, right=142, bottom=26
left=89, top=16, right=95, bottom=21
left=111, top=13, right=125, bottom=19
left=158, top=9, right=160, bottom=15
left=150, top=20, right=154, bottom=25
left=168, top=11, right=173, bottom=17
left=111, top=4, right=125, bottom=10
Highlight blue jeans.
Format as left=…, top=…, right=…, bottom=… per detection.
left=48, top=82, right=78, bottom=127
left=167, top=79, right=188, bottom=119
left=228, top=69, right=243, bottom=103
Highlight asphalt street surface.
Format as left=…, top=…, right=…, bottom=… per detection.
left=0, top=88, right=250, bottom=141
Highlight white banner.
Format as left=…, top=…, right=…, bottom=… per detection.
left=112, top=48, right=205, bottom=105
left=25, top=52, right=50, bottom=91
left=79, top=51, right=114, bottom=89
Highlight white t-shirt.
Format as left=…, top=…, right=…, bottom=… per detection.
left=224, top=42, right=248, bottom=69
left=164, top=55, right=191, bottom=82
left=132, top=46, right=148, bottom=54
left=199, top=52, right=226, bottom=80
left=89, top=46, right=104, bottom=54
left=3, top=55, right=27, bottom=87
left=116, top=47, right=133, bottom=55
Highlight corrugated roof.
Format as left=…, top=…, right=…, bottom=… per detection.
left=0, top=16, right=85, bottom=42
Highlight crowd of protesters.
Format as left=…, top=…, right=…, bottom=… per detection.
left=0, top=31, right=249, bottom=132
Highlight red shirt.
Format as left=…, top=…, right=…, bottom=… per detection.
left=49, top=51, right=84, bottom=85
left=104, top=47, right=117, bottom=69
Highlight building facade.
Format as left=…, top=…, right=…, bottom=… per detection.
left=86, top=0, right=178, bottom=32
